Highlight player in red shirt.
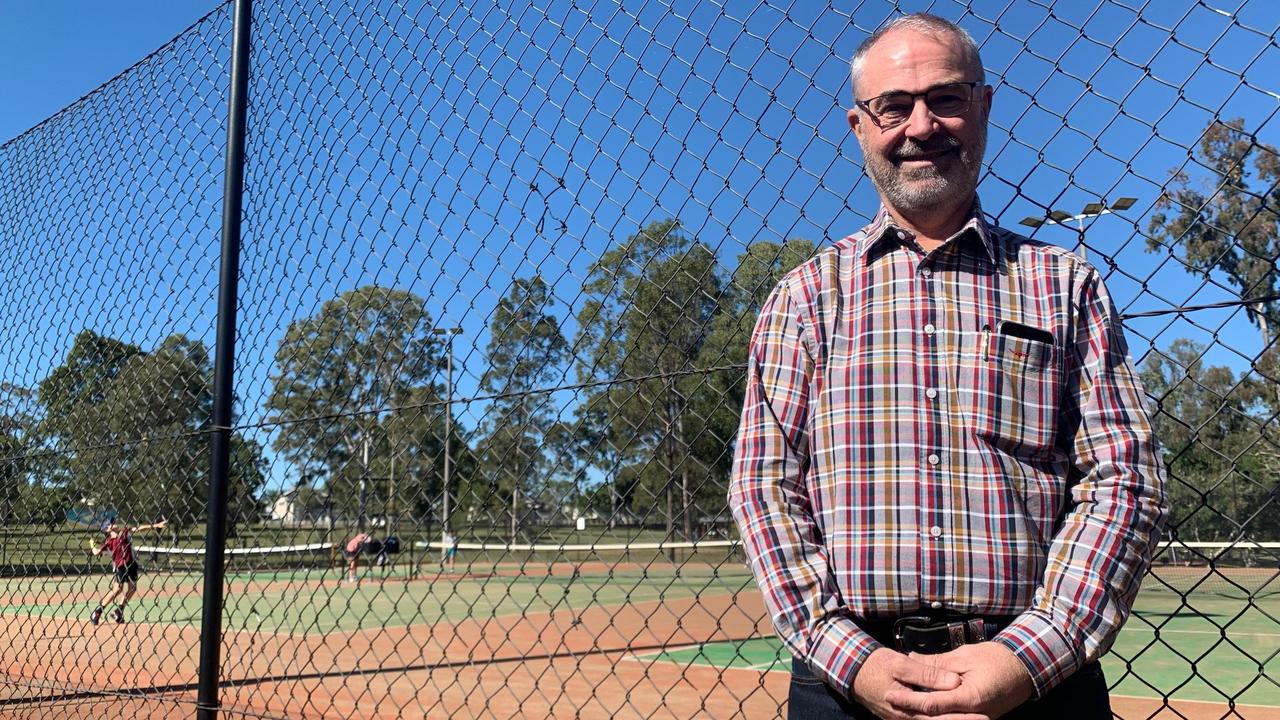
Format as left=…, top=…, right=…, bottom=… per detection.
left=89, top=515, right=167, bottom=625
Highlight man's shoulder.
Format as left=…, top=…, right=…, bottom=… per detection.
left=774, top=236, right=860, bottom=291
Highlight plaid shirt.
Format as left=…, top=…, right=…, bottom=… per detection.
left=729, top=204, right=1166, bottom=698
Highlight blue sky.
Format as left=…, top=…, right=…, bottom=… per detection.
left=0, top=2, right=222, bottom=144
left=2, top=0, right=1277, bottom=497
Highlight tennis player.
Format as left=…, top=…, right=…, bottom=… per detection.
left=88, top=516, right=166, bottom=625
left=345, top=531, right=371, bottom=584
left=440, top=529, right=458, bottom=571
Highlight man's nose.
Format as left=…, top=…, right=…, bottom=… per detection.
left=902, top=97, right=939, bottom=140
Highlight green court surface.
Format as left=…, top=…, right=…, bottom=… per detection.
left=650, top=637, right=791, bottom=672
left=644, top=588, right=1280, bottom=708
left=0, top=564, right=754, bottom=635
left=1105, top=591, right=1280, bottom=706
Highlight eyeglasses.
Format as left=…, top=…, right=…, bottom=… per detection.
left=856, top=81, right=981, bottom=130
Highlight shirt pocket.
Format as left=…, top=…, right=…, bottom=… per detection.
left=960, top=330, right=1064, bottom=455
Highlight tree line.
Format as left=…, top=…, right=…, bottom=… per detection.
left=0, top=220, right=815, bottom=545
left=4, top=332, right=265, bottom=537
left=262, top=222, right=816, bottom=543
left=1141, top=118, right=1280, bottom=542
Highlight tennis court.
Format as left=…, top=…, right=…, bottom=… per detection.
left=0, top=554, right=782, bottom=718
left=0, top=561, right=747, bottom=635
left=1, top=550, right=1276, bottom=718
left=3, top=0, right=1280, bottom=717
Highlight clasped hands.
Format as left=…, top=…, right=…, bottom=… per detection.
left=850, top=642, right=1035, bottom=720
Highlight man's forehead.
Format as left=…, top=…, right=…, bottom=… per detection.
left=856, top=28, right=970, bottom=93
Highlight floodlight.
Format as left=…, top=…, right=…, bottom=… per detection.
left=1048, top=211, right=1072, bottom=222
left=1111, top=197, right=1137, bottom=210
left=1019, top=217, right=1045, bottom=228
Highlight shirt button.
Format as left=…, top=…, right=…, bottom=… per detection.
left=927, top=453, right=940, bottom=466
left=925, top=387, right=938, bottom=399
left=896, top=230, right=907, bottom=240
left=924, top=323, right=936, bottom=335
left=930, top=526, right=943, bottom=538
left=920, top=267, right=932, bottom=278
left=930, top=601, right=943, bottom=610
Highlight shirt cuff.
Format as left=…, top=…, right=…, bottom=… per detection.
left=806, top=617, right=882, bottom=699
left=992, top=611, right=1081, bottom=698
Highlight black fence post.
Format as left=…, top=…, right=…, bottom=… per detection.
left=197, top=0, right=252, bottom=718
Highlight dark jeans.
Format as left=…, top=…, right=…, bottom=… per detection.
left=788, top=656, right=1111, bottom=719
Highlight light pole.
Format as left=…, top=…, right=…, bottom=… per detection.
left=1019, top=197, right=1137, bottom=261
left=432, top=327, right=462, bottom=535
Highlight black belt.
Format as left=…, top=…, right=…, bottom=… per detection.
left=858, top=612, right=1018, bottom=654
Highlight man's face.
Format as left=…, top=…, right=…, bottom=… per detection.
left=847, top=29, right=992, bottom=218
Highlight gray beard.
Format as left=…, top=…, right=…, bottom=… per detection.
left=865, top=131, right=986, bottom=215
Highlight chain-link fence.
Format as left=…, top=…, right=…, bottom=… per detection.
left=0, top=0, right=1276, bottom=717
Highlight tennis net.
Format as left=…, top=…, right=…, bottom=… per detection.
left=1146, top=540, right=1279, bottom=599
left=137, top=542, right=336, bottom=575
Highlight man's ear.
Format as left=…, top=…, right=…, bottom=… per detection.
left=847, top=106, right=864, bottom=141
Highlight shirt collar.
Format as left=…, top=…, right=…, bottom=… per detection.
left=855, top=198, right=999, bottom=264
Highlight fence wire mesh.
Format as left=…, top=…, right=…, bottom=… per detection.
left=0, top=0, right=1277, bottom=718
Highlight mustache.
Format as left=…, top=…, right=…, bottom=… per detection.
left=893, top=135, right=961, bottom=160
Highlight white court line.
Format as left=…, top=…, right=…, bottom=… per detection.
left=624, top=654, right=792, bottom=676
left=1111, top=694, right=1279, bottom=710
left=626, top=643, right=707, bottom=661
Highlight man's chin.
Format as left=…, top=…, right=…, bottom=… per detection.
left=896, top=167, right=947, bottom=184
left=884, top=181, right=961, bottom=213
left=895, top=177, right=951, bottom=198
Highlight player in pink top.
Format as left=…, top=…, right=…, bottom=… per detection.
left=344, top=531, right=371, bottom=584
left=89, top=515, right=167, bottom=625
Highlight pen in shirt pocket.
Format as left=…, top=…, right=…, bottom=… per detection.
left=981, top=324, right=992, bottom=360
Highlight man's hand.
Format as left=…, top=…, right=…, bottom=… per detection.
left=884, top=643, right=1035, bottom=719
left=852, top=647, right=987, bottom=720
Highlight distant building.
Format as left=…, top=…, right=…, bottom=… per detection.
left=269, top=490, right=301, bottom=524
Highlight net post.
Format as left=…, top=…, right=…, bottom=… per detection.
left=197, top=1, right=252, bottom=718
